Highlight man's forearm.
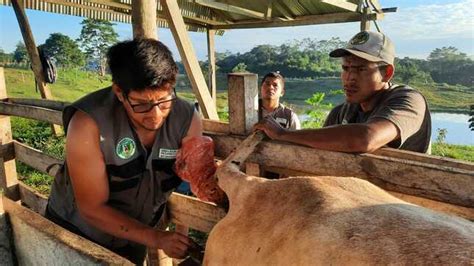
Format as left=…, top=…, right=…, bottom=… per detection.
left=79, top=204, right=158, bottom=248
left=278, top=124, right=370, bottom=152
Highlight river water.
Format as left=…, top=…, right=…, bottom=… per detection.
left=431, top=113, right=473, bottom=145
left=298, top=112, right=473, bottom=145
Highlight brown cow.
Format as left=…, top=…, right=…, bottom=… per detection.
left=203, top=133, right=474, bottom=265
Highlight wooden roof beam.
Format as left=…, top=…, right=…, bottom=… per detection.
left=211, top=9, right=235, bottom=24
left=161, top=0, right=219, bottom=120
left=42, top=0, right=131, bottom=16
left=368, top=0, right=385, bottom=19
left=265, top=0, right=273, bottom=20
left=86, top=0, right=130, bottom=10
left=157, top=11, right=228, bottom=26
left=211, top=12, right=381, bottom=30
left=320, top=0, right=359, bottom=12
left=273, top=1, right=294, bottom=21
left=89, top=0, right=228, bottom=26
left=194, top=0, right=266, bottom=19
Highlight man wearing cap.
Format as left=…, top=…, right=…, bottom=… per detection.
left=254, top=31, right=431, bottom=154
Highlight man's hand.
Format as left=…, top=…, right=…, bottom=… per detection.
left=154, top=230, right=192, bottom=259
left=253, top=116, right=287, bottom=140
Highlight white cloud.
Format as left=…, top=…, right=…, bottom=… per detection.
left=379, top=0, right=474, bottom=40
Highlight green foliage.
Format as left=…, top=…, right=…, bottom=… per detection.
left=41, top=33, right=85, bottom=68
left=0, top=48, right=13, bottom=63
left=11, top=117, right=65, bottom=196
left=13, top=42, right=29, bottom=64
left=214, top=42, right=472, bottom=89
left=17, top=163, right=54, bottom=195
left=11, top=117, right=66, bottom=159
left=412, top=81, right=473, bottom=112
left=429, top=128, right=474, bottom=162
left=231, top=62, right=248, bottom=73
left=302, top=92, right=333, bottom=129
left=395, top=57, right=433, bottom=84
left=426, top=47, right=473, bottom=87
left=216, top=38, right=344, bottom=78
left=435, top=128, right=447, bottom=144
left=432, top=143, right=474, bottom=162
left=77, top=18, right=118, bottom=75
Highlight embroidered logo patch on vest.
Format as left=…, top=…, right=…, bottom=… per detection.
left=276, top=117, right=288, bottom=125
left=159, top=148, right=178, bottom=159
left=116, top=137, right=136, bottom=159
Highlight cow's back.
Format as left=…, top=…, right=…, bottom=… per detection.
left=204, top=175, right=474, bottom=265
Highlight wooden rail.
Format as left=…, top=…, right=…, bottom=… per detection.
left=1, top=98, right=474, bottom=223
left=0, top=100, right=62, bottom=125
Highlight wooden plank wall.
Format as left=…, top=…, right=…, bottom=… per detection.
left=1, top=196, right=133, bottom=265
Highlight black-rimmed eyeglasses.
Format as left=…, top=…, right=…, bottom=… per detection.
left=124, top=88, right=177, bottom=113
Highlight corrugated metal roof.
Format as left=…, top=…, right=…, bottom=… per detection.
left=0, top=0, right=384, bottom=32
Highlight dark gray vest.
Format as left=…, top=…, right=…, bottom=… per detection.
left=258, top=99, right=295, bottom=129
left=48, top=87, right=194, bottom=248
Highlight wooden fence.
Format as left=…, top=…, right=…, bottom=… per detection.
left=1, top=67, right=474, bottom=263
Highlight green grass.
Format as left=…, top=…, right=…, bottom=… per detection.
left=412, top=82, right=474, bottom=112
left=432, top=143, right=474, bottom=162
left=5, top=67, right=111, bottom=101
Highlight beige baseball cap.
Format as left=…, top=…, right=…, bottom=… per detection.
left=330, top=31, right=395, bottom=65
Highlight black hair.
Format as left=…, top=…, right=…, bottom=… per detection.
left=261, top=71, right=285, bottom=87
left=107, top=38, right=178, bottom=94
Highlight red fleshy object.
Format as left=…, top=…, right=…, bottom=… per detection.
left=174, top=136, right=226, bottom=205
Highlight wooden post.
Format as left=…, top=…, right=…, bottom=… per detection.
left=360, top=6, right=371, bottom=31
left=132, top=0, right=158, bottom=39
left=228, top=73, right=260, bottom=174
left=228, top=73, right=259, bottom=135
left=161, top=0, right=219, bottom=120
left=207, top=29, right=217, bottom=106
left=0, top=68, right=19, bottom=201
left=10, top=0, right=62, bottom=136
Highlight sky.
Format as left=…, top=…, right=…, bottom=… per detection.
left=1, top=0, right=473, bottom=61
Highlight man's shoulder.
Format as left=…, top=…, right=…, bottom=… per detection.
left=73, top=87, right=113, bottom=104
left=329, top=102, right=346, bottom=113
left=387, top=84, right=424, bottom=97
left=279, top=103, right=297, bottom=114
left=383, top=84, right=427, bottom=105
left=328, top=102, right=353, bottom=118
left=324, top=103, right=348, bottom=126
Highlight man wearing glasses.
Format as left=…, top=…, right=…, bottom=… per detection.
left=255, top=31, right=431, bottom=154
left=46, top=39, right=202, bottom=264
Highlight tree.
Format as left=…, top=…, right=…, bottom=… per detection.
left=395, top=57, right=432, bottom=84
left=302, top=92, right=333, bottom=129
left=77, top=18, right=118, bottom=76
left=0, top=48, right=13, bottom=64
left=232, top=62, right=248, bottom=73
left=41, top=33, right=85, bottom=68
left=428, top=46, right=467, bottom=61
left=426, top=46, right=473, bottom=86
left=13, top=42, right=29, bottom=64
